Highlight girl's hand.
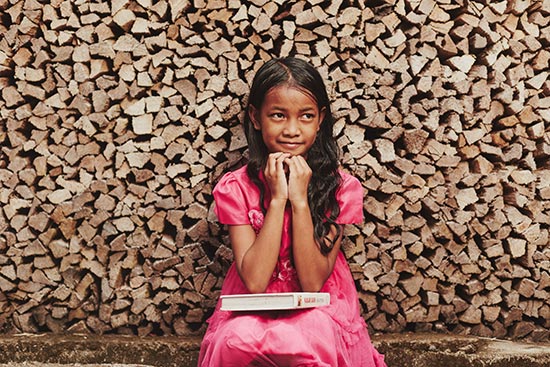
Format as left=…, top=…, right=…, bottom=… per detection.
left=264, top=152, right=291, bottom=201
left=285, top=155, right=311, bottom=206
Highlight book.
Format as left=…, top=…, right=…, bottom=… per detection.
left=220, top=292, right=330, bottom=311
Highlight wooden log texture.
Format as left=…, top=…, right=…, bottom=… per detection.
left=0, top=0, right=549, bottom=342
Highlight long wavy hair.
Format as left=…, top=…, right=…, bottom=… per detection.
left=243, top=57, right=342, bottom=255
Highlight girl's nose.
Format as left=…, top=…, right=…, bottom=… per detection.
left=283, top=119, right=300, bottom=136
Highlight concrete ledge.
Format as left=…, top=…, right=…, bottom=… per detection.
left=0, top=334, right=201, bottom=367
left=0, top=332, right=549, bottom=366
left=377, top=333, right=550, bottom=367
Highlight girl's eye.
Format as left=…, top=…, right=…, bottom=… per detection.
left=302, top=113, right=315, bottom=120
left=271, top=113, right=285, bottom=120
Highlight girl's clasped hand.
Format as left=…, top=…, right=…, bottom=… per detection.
left=264, top=152, right=311, bottom=205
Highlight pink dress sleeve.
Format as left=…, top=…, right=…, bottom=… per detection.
left=336, top=173, right=364, bottom=224
left=212, top=171, right=250, bottom=225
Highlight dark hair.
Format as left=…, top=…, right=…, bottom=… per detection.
left=243, top=57, right=342, bottom=255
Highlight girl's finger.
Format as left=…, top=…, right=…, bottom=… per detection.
left=265, top=154, right=276, bottom=176
left=292, top=156, right=308, bottom=172
left=276, top=153, right=289, bottom=171
left=266, top=153, right=285, bottom=172
left=286, top=155, right=310, bottom=175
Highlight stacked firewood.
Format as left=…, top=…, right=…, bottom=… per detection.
left=0, top=0, right=549, bottom=341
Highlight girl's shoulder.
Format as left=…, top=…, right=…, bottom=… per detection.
left=212, top=165, right=257, bottom=225
left=215, top=165, right=251, bottom=190
left=337, top=170, right=363, bottom=194
left=213, top=165, right=258, bottom=201
left=224, top=164, right=249, bottom=177
left=335, top=170, right=364, bottom=224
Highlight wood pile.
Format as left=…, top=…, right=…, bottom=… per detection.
left=0, top=0, right=549, bottom=341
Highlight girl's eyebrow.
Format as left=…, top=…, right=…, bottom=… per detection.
left=269, top=105, right=317, bottom=112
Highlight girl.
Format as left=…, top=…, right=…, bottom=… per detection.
left=199, top=57, right=386, bottom=367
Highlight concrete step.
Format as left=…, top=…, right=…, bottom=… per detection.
left=0, top=332, right=549, bottom=367
left=378, top=333, right=550, bottom=367
left=0, top=334, right=200, bottom=367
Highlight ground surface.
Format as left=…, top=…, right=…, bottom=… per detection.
left=0, top=332, right=550, bottom=366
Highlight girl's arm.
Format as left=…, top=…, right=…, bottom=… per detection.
left=286, top=156, right=342, bottom=292
left=291, top=202, right=343, bottom=292
left=229, top=198, right=286, bottom=293
left=229, top=153, right=290, bottom=293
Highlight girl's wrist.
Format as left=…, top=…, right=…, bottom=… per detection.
left=290, top=199, right=309, bottom=211
left=269, top=197, right=288, bottom=208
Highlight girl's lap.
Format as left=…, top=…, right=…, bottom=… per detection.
left=221, top=307, right=336, bottom=342
left=208, top=309, right=339, bottom=366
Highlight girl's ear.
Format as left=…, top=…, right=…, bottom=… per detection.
left=248, top=105, right=261, bottom=130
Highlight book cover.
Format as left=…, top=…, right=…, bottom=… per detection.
left=220, top=292, right=330, bottom=311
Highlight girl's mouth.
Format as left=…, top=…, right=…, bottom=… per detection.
left=279, top=142, right=302, bottom=149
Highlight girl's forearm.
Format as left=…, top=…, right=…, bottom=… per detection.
left=239, top=199, right=287, bottom=293
left=291, top=203, right=334, bottom=292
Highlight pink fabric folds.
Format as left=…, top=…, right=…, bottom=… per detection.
left=199, top=166, right=386, bottom=367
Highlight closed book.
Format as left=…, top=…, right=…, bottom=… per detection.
left=220, top=292, right=330, bottom=311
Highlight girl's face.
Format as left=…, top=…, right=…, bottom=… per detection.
left=249, top=86, right=325, bottom=157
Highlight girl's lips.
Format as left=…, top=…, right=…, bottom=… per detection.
left=279, top=142, right=302, bottom=149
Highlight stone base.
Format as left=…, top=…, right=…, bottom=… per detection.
left=0, top=332, right=549, bottom=367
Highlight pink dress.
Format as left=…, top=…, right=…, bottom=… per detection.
left=199, top=166, right=386, bottom=367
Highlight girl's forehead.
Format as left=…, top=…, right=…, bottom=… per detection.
left=264, top=85, right=317, bottom=106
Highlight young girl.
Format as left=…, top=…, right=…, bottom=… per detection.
left=199, top=57, right=386, bottom=367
